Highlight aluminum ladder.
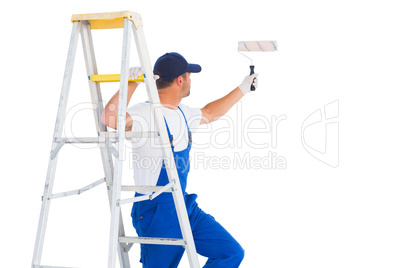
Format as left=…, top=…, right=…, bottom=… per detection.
left=32, top=11, right=200, bottom=268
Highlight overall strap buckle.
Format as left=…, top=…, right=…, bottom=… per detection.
left=169, top=134, right=174, bottom=149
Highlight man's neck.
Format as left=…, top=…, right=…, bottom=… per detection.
left=158, top=89, right=181, bottom=110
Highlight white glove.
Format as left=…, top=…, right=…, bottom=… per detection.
left=129, top=66, right=160, bottom=84
left=128, top=66, right=144, bottom=84
left=239, top=73, right=259, bottom=95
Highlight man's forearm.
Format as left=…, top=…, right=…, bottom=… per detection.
left=200, top=87, right=244, bottom=124
left=101, top=82, right=138, bottom=129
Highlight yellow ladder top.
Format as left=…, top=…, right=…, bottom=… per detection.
left=71, top=11, right=143, bottom=29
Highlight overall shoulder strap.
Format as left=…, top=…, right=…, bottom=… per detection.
left=163, top=117, right=174, bottom=149
left=177, top=106, right=192, bottom=144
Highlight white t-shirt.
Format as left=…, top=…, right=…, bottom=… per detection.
left=127, top=102, right=202, bottom=188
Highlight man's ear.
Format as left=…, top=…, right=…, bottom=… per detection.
left=175, top=76, right=183, bottom=86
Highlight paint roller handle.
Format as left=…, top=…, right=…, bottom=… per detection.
left=250, top=65, right=256, bottom=91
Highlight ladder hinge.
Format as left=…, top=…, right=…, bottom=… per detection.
left=50, top=138, right=66, bottom=160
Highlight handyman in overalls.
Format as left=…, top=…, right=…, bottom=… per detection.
left=101, top=52, right=258, bottom=267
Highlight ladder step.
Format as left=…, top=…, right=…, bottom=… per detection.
left=71, top=11, right=142, bottom=30
left=52, top=131, right=158, bottom=144
left=100, top=131, right=159, bottom=139
left=119, top=236, right=185, bottom=246
left=54, top=137, right=105, bottom=144
left=89, top=74, right=145, bottom=83
left=33, top=265, right=79, bottom=268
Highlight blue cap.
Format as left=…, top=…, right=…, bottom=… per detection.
left=153, top=52, right=201, bottom=81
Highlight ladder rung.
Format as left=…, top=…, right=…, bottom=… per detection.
left=54, top=137, right=106, bottom=143
left=52, top=131, right=158, bottom=144
left=89, top=74, right=145, bottom=83
left=33, top=265, right=79, bottom=268
left=119, top=236, right=185, bottom=246
left=71, top=11, right=143, bottom=30
left=100, top=131, right=159, bottom=139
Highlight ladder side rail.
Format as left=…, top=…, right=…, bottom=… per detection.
left=80, top=22, right=115, bottom=181
left=108, top=18, right=132, bottom=268
left=80, top=21, right=103, bottom=133
left=131, top=25, right=201, bottom=268
left=80, top=21, right=131, bottom=268
left=32, top=21, right=82, bottom=267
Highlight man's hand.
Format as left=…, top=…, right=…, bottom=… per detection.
left=239, top=74, right=259, bottom=95
left=129, top=66, right=144, bottom=84
left=129, top=66, right=160, bottom=84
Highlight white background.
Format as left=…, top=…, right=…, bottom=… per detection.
left=1, top=0, right=402, bottom=267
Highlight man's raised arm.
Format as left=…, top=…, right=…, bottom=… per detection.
left=101, top=67, right=142, bottom=130
left=200, top=73, right=258, bottom=124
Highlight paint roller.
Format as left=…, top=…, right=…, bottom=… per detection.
left=238, top=40, right=277, bottom=91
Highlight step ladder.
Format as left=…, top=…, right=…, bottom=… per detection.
left=32, top=11, right=200, bottom=268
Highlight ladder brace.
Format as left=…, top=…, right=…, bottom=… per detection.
left=105, top=139, right=119, bottom=158
left=117, top=180, right=176, bottom=206
left=49, top=178, right=106, bottom=200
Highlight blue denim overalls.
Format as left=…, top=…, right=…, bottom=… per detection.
left=131, top=106, right=244, bottom=268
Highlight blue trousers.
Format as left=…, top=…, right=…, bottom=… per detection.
left=131, top=193, right=244, bottom=268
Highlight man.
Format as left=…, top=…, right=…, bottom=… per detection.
left=101, top=52, right=258, bottom=268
